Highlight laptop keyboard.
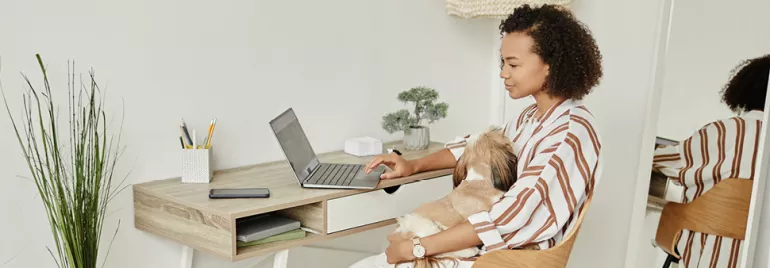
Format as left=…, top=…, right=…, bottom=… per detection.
left=305, top=163, right=363, bottom=186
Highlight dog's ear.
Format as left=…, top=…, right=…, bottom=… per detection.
left=453, top=155, right=468, bottom=188
left=490, top=142, right=519, bottom=192
left=506, top=153, right=519, bottom=188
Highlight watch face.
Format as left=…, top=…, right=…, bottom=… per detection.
left=413, top=245, right=426, bottom=258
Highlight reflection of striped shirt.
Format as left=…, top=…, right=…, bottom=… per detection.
left=445, top=99, right=602, bottom=256
left=652, top=110, right=763, bottom=268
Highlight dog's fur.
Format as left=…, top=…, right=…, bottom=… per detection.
left=389, top=126, right=519, bottom=268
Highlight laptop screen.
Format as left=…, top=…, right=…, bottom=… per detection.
left=269, top=108, right=319, bottom=182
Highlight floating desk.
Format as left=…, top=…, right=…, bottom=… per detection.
left=133, top=141, right=454, bottom=267
left=647, top=169, right=670, bottom=210
left=647, top=137, right=685, bottom=210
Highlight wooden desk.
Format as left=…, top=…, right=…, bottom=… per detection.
left=648, top=137, right=683, bottom=210
left=647, top=170, right=670, bottom=210
left=133, top=141, right=454, bottom=266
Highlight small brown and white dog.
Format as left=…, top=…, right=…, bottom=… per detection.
left=389, top=126, right=519, bottom=268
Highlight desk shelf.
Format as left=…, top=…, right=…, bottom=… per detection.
left=234, top=219, right=395, bottom=261
left=133, top=141, right=454, bottom=262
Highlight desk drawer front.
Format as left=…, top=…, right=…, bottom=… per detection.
left=326, top=175, right=453, bottom=233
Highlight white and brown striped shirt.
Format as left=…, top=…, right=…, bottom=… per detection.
left=652, top=110, right=763, bottom=268
left=445, top=99, right=602, bottom=255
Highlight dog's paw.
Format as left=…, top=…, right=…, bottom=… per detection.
left=395, top=213, right=443, bottom=238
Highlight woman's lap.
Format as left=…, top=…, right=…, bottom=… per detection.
left=349, top=253, right=475, bottom=268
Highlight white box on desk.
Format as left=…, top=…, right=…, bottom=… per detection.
left=181, top=148, right=213, bottom=183
left=344, top=136, right=383, bottom=156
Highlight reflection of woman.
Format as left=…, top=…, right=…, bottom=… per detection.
left=350, top=4, right=603, bottom=268
left=652, top=54, right=770, bottom=267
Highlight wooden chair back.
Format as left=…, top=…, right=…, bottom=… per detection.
left=654, top=178, right=752, bottom=258
left=472, top=193, right=594, bottom=268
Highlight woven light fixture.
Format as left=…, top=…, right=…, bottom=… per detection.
left=445, top=0, right=572, bottom=19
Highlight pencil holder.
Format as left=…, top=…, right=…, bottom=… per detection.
left=181, top=148, right=213, bottom=183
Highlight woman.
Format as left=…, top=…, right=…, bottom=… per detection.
left=350, top=4, right=604, bottom=267
left=652, top=54, right=770, bottom=268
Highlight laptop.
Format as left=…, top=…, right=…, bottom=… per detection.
left=655, top=136, right=679, bottom=147
left=269, top=108, right=385, bottom=189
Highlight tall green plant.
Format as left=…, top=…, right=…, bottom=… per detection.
left=0, top=54, right=128, bottom=268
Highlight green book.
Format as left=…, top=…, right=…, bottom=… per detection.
left=236, top=228, right=307, bottom=248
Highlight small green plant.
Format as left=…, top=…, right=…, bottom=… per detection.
left=382, top=86, right=448, bottom=134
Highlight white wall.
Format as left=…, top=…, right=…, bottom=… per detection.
left=655, top=0, right=770, bottom=141
left=0, top=0, right=499, bottom=267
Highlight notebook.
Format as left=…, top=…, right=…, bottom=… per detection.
left=236, top=228, right=307, bottom=247
left=236, top=214, right=301, bottom=242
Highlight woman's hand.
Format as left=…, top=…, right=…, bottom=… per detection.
left=385, top=238, right=415, bottom=264
left=364, top=153, right=417, bottom=179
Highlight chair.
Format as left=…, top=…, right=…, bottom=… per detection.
left=654, top=178, right=752, bottom=268
left=472, top=193, right=594, bottom=268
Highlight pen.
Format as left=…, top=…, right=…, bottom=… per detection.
left=193, top=129, right=197, bottom=149
left=179, top=136, right=184, bottom=149
left=182, top=120, right=193, bottom=146
left=180, top=127, right=187, bottom=147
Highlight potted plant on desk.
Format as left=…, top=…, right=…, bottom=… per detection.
left=1, top=54, right=128, bottom=268
left=381, top=86, right=448, bottom=150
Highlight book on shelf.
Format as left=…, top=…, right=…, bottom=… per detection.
left=236, top=213, right=301, bottom=242
left=237, top=228, right=307, bottom=248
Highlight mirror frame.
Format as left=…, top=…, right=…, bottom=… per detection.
left=740, top=71, right=770, bottom=268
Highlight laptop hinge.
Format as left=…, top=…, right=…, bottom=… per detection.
left=302, top=165, right=320, bottom=184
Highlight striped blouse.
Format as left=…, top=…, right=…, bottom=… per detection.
left=445, top=99, right=602, bottom=255
left=652, top=110, right=763, bottom=268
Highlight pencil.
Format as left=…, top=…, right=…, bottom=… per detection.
left=203, top=119, right=213, bottom=149
left=206, top=118, right=217, bottom=149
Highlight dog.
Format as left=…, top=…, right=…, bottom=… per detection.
left=389, top=126, right=519, bottom=268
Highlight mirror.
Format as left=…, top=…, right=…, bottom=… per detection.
left=638, top=0, right=770, bottom=267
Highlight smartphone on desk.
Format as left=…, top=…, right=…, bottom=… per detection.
left=209, top=188, right=270, bottom=199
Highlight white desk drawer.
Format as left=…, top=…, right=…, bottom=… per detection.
left=326, top=175, right=453, bottom=233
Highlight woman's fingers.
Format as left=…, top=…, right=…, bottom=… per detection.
left=365, top=155, right=392, bottom=173
left=365, top=153, right=408, bottom=176
left=380, top=169, right=399, bottom=179
left=364, top=156, right=381, bottom=173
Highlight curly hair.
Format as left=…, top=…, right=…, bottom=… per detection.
left=720, top=54, right=770, bottom=113
left=499, top=5, right=603, bottom=100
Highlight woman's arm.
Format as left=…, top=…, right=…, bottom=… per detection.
left=364, top=148, right=458, bottom=179
left=365, top=135, right=468, bottom=179
left=652, top=144, right=685, bottom=185
left=386, top=220, right=481, bottom=264
left=411, top=148, right=458, bottom=173
left=410, top=133, right=474, bottom=173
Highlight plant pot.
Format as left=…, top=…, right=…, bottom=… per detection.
left=403, top=126, right=430, bottom=150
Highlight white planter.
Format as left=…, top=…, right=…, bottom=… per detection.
left=403, top=126, right=430, bottom=150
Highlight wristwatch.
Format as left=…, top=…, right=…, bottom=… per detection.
left=412, top=237, right=426, bottom=259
